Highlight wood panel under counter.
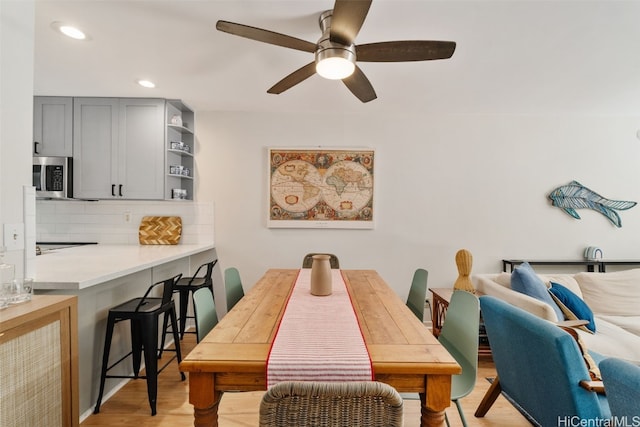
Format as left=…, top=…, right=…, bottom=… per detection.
left=0, top=295, right=79, bottom=427
left=33, top=243, right=219, bottom=421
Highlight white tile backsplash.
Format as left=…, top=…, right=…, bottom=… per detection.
left=36, top=200, right=214, bottom=245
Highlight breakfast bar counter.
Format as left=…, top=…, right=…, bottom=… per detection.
left=33, top=243, right=218, bottom=421
left=34, top=243, right=215, bottom=289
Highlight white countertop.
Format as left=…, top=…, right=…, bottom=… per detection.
left=34, top=243, right=215, bottom=290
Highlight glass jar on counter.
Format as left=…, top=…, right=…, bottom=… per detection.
left=0, top=247, right=15, bottom=307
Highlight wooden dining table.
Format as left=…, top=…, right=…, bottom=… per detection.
left=180, top=269, right=461, bottom=427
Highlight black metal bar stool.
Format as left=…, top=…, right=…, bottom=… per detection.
left=163, top=259, right=217, bottom=343
left=94, top=274, right=185, bottom=416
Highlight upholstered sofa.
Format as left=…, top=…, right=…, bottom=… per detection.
left=473, top=266, right=640, bottom=365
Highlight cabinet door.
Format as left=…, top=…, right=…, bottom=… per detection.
left=33, top=96, right=73, bottom=157
left=117, top=98, right=165, bottom=200
left=73, top=98, right=119, bottom=199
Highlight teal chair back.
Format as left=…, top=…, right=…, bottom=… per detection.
left=192, top=287, right=218, bottom=342
left=438, top=290, right=479, bottom=426
left=406, top=268, right=428, bottom=321
left=600, top=357, right=640, bottom=419
left=225, top=267, right=245, bottom=312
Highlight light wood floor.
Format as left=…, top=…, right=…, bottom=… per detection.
left=81, top=333, right=531, bottom=427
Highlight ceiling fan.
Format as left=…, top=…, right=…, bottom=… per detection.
left=216, top=0, right=456, bottom=103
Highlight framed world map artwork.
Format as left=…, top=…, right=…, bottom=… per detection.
left=268, top=148, right=375, bottom=229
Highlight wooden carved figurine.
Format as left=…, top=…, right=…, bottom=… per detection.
left=453, top=249, right=476, bottom=293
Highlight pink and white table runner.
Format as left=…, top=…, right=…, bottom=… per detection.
left=266, top=268, right=373, bottom=388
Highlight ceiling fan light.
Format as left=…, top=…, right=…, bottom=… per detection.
left=316, top=43, right=356, bottom=80
left=316, top=57, right=355, bottom=80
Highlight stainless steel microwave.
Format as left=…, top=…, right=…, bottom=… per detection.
left=33, top=156, right=72, bottom=199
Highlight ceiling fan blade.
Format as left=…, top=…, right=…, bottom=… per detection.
left=267, top=62, right=317, bottom=94
left=216, top=20, right=316, bottom=53
left=342, top=66, right=377, bottom=103
left=329, top=0, right=372, bottom=45
left=356, top=40, right=456, bottom=62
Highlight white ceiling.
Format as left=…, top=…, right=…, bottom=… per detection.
left=34, top=0, right=640, bottom=115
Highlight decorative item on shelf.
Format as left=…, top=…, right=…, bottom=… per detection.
left=548, top=180, right=637, bottom=228
left=170, top=114, right=183, bottom=126
left=584, top=246, right=603, bottom=261
left=310, top=254, right=332, bottom=296
left=453, top=248, right=476, bottom=293
left=181, top=167, right=191, bottom=177
left=170, top=141, right=191, bottom=153
left=172, top=189, right=187, bottom=200
left=169, top=164, right=184, bottom=175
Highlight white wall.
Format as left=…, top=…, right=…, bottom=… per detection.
left=1, top=1, right=34, bottom=278
left=197, top=111, right=640, bottom=300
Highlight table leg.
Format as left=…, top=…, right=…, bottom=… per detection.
left=189, top=372, right=222, bottom=427
left=420, top=374, right=451, bottom=427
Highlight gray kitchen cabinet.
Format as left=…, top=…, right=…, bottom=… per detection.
left=73, top=98, right=165, bottom=200
left=33, top=96, right=73, bottom=157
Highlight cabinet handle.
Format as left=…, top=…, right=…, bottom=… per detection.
left=34, top=141, right=40, bottom=154
left=119, top=185, right=123, bottom=197
left=112, top=184, right=116, bottom=197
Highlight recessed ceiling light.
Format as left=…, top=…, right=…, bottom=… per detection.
left=137, top=80, right=156, bottom=88
left=60, top=26, right=86, bottom=40
left=51, top=22, right=88, bottom=40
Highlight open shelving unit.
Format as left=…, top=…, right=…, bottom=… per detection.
left=165, top=100, right=195, bottom=200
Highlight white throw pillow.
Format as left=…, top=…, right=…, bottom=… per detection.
left=575, top=269, right=640, bottom=316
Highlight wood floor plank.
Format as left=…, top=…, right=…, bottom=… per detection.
left=82, top=333, right=531, bottom=427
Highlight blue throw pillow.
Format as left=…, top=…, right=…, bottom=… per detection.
left=549, top=282, right=596, bottom=333
left=511, top=262, right=565, bottom=321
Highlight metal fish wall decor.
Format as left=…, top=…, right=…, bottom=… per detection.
left=548, top=181, right=636, bottom=228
